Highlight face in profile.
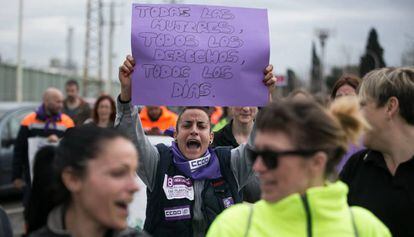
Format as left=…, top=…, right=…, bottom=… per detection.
left=335, top=84, right=356, bottom=98
left=231, top=107, right=258, bottom=124
left=69, top=137, right=139, bottom=230
left=97, top=98, right=113, bottom=121
left=175, top=109, right=213, bottom=160
left=359, top=96, right=387, bottom=150
left=253, top=131, right=314, bottom=203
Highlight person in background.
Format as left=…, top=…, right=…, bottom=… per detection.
left=29, top=125, right=148, bottom=237
left=209, top=106, right=223, bottom=126
left=330, top=74, right=361, bottom=100
left=330, top=74, right=364, bottom=172
left=213, top=107, right=257, bottom=147
left=85, top=94, right=116, bottom=128
left=63, top=80, right=91, bottom=126
left=340, top=67, right=414, bottom=237
left=116, top=55, right=275, bottom=237
left=207, top=97, right=390, bottom=237
left=212, top=107, right=232, bottom=132
left=12, top=87, right=74, bottom=217
left=139, top=106, right=178, bottom=135
left=287, top=88, right=314, bottom=102
left=212, top=107, right=261, bottom=202
left=25, top=146, right=56, bottom=235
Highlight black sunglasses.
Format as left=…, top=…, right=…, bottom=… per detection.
left=247, top=147, right=319, bottom=170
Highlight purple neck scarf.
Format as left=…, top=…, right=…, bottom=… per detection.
left=171, top=142, right=222, bottom=180
left=36, top=104, right=62, bottom=132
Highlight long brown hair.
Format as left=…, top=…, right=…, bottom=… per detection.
left=92, top=95, right=116, bottom=124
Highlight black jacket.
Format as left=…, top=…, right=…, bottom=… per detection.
left=212, top=120, right=261, bottom=203
left=144, top=144, right=241, bottom=237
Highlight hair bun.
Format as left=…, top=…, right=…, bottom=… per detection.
left=329, top=96, right=370, bottom=145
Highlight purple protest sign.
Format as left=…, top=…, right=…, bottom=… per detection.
left=131, top=4, right=269, bottom=106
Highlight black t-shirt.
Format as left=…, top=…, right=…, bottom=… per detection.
left=340, top=149, right=414, bottom=237
left=212, top=120, right=239, bottom=148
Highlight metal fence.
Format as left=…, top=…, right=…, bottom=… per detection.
left=0, top=63, right=120, bottom=102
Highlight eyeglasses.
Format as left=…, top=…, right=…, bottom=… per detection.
left=247, top=147, right=319, bottom=170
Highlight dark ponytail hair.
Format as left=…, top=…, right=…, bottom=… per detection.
left=53, top=125, right=130, bottom=205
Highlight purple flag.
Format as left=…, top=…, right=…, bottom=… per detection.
left=131, top=4, right=270, bottom=106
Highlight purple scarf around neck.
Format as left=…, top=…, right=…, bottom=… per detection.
left=171, top=142, right=222, bottom=180
left=36, top=104, right=62, bottom=131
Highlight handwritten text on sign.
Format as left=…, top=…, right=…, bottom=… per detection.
left=131, top=4, right=269, bottom=106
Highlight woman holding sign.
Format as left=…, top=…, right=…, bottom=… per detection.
left=116, top=55, right=275, bottom=237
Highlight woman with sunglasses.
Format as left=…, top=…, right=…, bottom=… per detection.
left=207, top=98, right=390, bottom=237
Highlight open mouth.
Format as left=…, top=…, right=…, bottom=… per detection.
left=115, top=201, right=128, bottom=211
left=186, top=139, right=201, bottom=149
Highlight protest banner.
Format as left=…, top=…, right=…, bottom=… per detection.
left=131, top=4, right=269, bottom=106
left=28, top=137, right=58, bottom=183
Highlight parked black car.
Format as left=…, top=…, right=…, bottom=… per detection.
left=0, top=102, right=37, bottom=199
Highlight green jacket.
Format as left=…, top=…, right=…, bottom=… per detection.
left=207, top=181, right=391, bottom=237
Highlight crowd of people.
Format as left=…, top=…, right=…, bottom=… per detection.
left=2, top=52, right=413, bottom=237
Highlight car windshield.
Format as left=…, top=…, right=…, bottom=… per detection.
left=0, top=103, right=38, bottom=118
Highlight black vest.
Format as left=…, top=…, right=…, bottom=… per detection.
left=144, top=144, right=242, bottom=237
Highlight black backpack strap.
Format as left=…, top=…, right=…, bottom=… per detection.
left=214, top=146, right=232, bottom=176
left=214, top=146, right=232, bottom=163
left=243, top=204, right=254, bottom=237
left=349, top=207, right=359, bottom=237
left=155, top=143, right=173, bottom=178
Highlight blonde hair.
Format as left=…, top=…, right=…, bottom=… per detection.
left=329, top=96, right=370, bottom=150
left=359, top=67, right=414, bottom=124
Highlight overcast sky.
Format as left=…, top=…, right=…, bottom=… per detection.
left=0, top=0, right=413, bottom=82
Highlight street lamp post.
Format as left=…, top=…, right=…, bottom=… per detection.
left=16, top=0, right=24, bottom=102
left=107, top=1, right=115, bottom=95
left=315, top=29, right=330, bottom=94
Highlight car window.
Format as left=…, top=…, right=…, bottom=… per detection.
left=1, top=109, right=32, bottom=149
left=11, top=111, right=29, bottom=138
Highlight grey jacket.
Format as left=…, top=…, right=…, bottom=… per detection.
left=29, top=205, right=149, bottom=237
left=115, top=99, right=256, bottom=237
